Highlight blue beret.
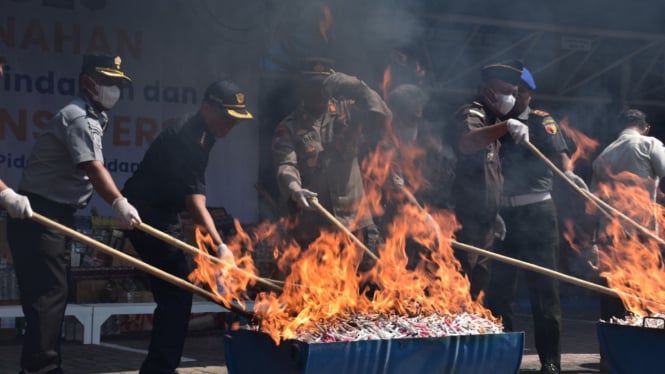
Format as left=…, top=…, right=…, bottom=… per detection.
left=520, top=67, right=536, bottom=90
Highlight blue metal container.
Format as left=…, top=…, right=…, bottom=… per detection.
left=224, top=329, right=524, bottom=374
left=597, top=320, right=665, bottom=374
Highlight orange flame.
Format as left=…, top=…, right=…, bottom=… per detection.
left=319, top=3, right=334, bottom=44
left=382, top=65, right=392, bottom=102
left=558, top=118, right=600, bottom=169
left=188, top=106, right=496, bottom=345
left=575, top=168, right=665, bottom=316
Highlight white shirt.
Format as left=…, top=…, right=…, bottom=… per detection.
left=592, top=128, right=665, bottom=229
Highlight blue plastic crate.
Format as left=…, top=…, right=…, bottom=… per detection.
left=597, top=321, right=665, bottom=374
left=224, top=329, right=524, bottom=374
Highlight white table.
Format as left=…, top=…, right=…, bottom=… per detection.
left=0, top=304, right=94, bottom=344
left=86, top=301, right=249, bottom=344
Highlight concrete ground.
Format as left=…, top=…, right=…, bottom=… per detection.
left=0, top=295, right=607, bottom=374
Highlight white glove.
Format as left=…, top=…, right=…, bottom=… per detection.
left=112, top=197, right=141, bottom=229
left=0, top=188, right=33, bottom=219
left=506, top=119, right=530, bottom=144
left=494, top=214, right=506, bottom=241
left=291, top=188, right=318, bottom=210
left=564, top=170, right=589, bottom=191
left=217, top=243, right=236, bottom=267
left=585, top=243, right=599, bottom=271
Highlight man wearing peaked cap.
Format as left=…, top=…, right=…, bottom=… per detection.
left=447, top=60, right=530, bottom=301
left=6, top=53, right=141, bottom=374
left=81, top=53, right=132, bottom=82
left=485, top=65, right=583, bottom=374
left=121, top=79, right=253, bottom=373
left=204, top=80, right=253, bottom=120
left=272, top=61, right=391, bottom=269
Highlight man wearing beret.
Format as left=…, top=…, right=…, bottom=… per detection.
left=485, top=66, right=586, bottom=374
left=121, top=79, right=252, bottom=373
left=449, top=61, right=530, bottom=300
left=7, top=54, right=141, bottom=374
left=272, top=58, right=391, bottom=270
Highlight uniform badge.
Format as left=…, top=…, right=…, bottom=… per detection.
left=114, top=56, right=122, bottom=69
left=545, top=124, right=558, bottom=135
left=235, top=93, right=245, bottom=104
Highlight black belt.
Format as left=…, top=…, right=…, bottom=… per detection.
left=19, top=191, right=77, bottom=217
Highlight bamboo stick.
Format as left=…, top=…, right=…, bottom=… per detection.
left=131, top=220, right=283, bottom=292
left=309, top=198, right=380, bottom=261
left=523, top=140, right=665, bottom=245
left=395, top=184, right=662, bottom=305
left=31, top=212, right=254, bottom=319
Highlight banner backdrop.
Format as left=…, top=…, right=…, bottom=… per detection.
left=0, top=0, right=260, bottom=223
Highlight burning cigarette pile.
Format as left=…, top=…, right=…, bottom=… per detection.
left=257, top=312, right=503, bottom=343
left=605, top=313, right=665, bottom=329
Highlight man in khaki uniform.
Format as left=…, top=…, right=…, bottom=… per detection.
left=272, top=58, right=391, bottom=256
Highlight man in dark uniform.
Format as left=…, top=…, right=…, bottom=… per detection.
left=7, top=54, right=141, bottom=374
left=272, top=59, right=391, bottom=261
left=449, top=61, right=530, bottom=299
left=485, top=66, right=587, bottom=374
left=122, top=80, right=251, bottom=373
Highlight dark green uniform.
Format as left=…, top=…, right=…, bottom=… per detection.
left=450, top=99, right=503, bottom=298
left=486, top=107, right=568, bottom=369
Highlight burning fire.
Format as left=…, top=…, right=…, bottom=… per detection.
left=382, top=66, right=392, bottom=102
left=589, top=170, right=665, bottom=315
left=188, top=123, right=497, bottom=343
left=319, top=3, right=334, bottom=44
left=558, top=118, right=600, bottom=168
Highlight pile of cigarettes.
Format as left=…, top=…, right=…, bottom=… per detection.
left=606, top=313, right=665, bottom=329
left=281, top=312, right=503, bottom=343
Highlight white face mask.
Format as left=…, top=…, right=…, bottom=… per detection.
left=495, top=93, right=516, bottom=115
left=90, top=78, right=121, bottom=110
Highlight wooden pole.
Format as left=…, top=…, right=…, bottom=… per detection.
left=396, top=183, right=662, bottom=305
left=131, top=220, right=283, bottom=292
left=523, top=140, right=665, bottom=245
left=309, top=198, right=380, bottom=261
left=31, top=213, right=254, bottom=319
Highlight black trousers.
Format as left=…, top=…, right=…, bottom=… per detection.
left=126, top=217, right=193, bottom=374
left=485, top=199, right=562, bottom=366
left=454, top=212, right=495, bottom=300
left=7, top=193, right=75, bottom=373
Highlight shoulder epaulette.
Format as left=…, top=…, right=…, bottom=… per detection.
left=531, top=109, right=550, bottom=117
left=468, top=109, right=485, bottom=119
